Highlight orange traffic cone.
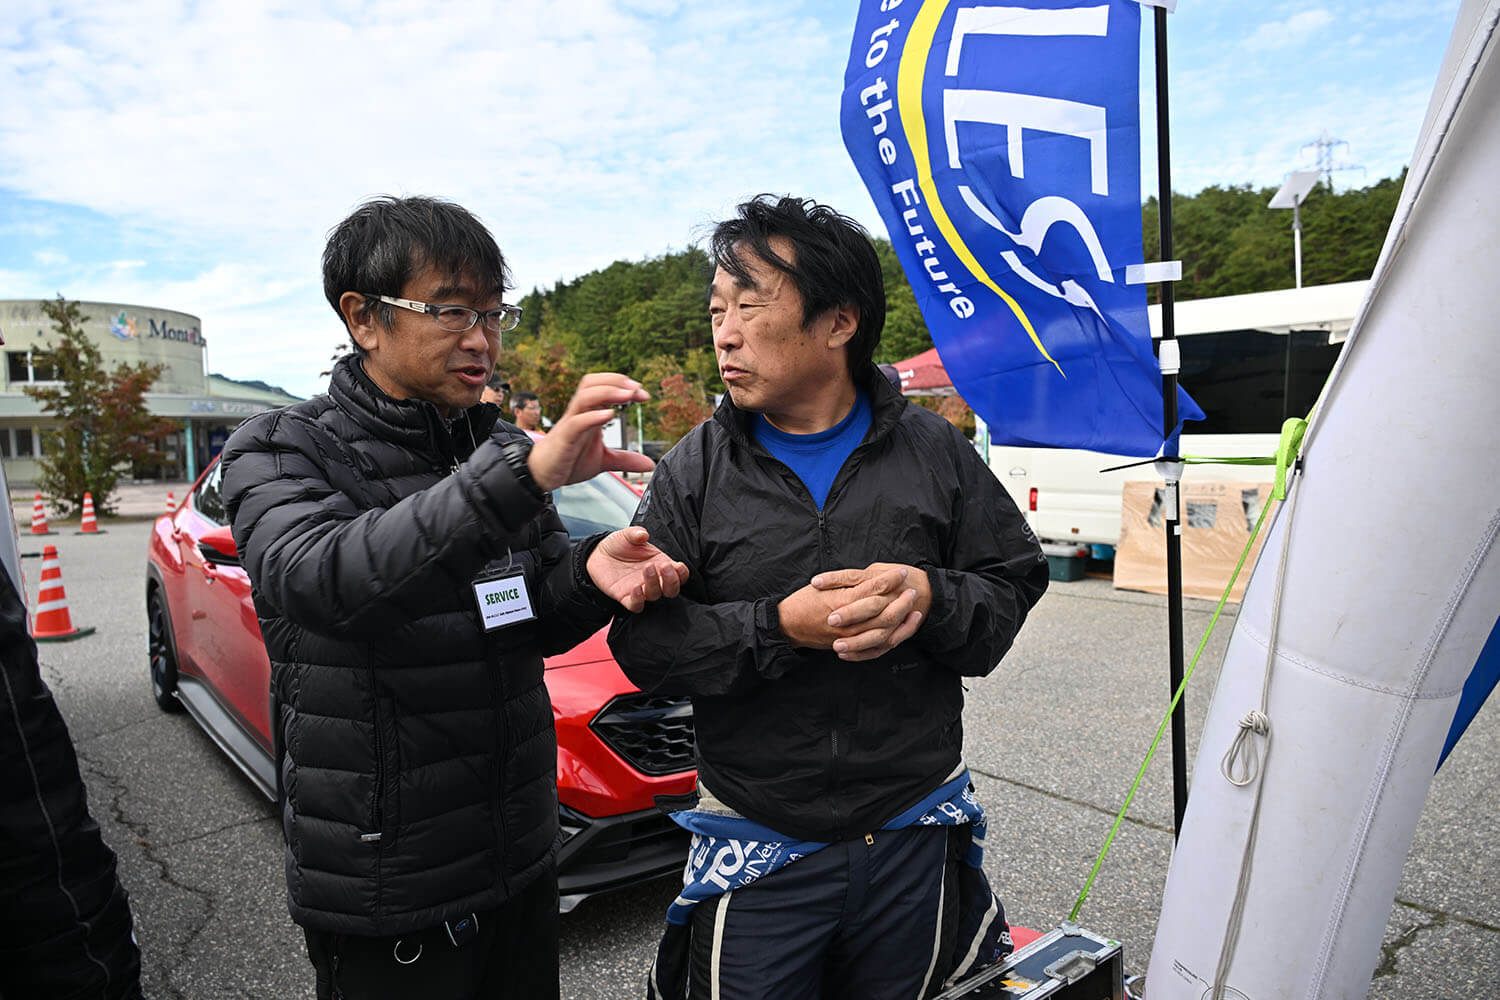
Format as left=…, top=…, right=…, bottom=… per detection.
left=166, top=491, right=176, bottom=512
left=76, top=492, right=104, bottom=534
left=29, top=493, right=54, bottom=535
left=32, top=545, right=95, bottom=642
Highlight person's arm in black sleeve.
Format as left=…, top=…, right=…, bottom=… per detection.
left=608, top=460, right=801, bottom=697
left=914, top=440, right=1049, bottom=677
left=222, top=410, right=551, bottom=639
left=529, top=512, right=620, bottom=656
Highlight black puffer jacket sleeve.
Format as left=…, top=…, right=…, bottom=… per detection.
left=531, top=526, right=619, bottom=657
left=223, top=408, right=609, bottom=640
left=915, top=439, right=1050, bottom=676
left=608, top=460, right=801, bottom=697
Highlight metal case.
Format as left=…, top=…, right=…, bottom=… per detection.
left=934, top=922, right=1124, bottom=999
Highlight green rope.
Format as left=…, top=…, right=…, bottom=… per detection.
left=1067, top=417, right=1308, bottom=922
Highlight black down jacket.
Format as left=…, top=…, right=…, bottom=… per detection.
left=609, top=366, right=1049, bottom=842
left=0, top=562, right=142, bottom=999
left=221, top=356, right=615, bottom=936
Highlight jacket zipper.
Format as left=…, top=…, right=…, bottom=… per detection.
left=817, top=499, right=844, bottom=832
left=490, top=627, right=510, bottom=894
left=367, top=668, right=384, bottom=843
left=722, top=385, right=906, bottom=838
left=751, top=436, right=874, bottom=836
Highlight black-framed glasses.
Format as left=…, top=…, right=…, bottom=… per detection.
left=372, top=294, right=522, bottom=334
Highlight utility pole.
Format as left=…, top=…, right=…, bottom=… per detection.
left=1301, top=130, right=1366, bottom=190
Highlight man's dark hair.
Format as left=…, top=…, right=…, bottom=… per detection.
left=322, top=195, right=512, bottom=354
left=709, top=194, right=885, bottom=373
left=486, top=370, right=510, bottom=392
left=511, top=391, right=539, bottom=411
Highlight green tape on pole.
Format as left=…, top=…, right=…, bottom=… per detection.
left=1179, top=455, right=1275, bottom=466
left=1273, top=417, right=1308, bottom=501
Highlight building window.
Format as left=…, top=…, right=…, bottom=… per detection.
left=5, top=351, right=58, bottom=384
left=0, top=433, right=9, bottom=458
left=14, top=428, right=34, bottom=457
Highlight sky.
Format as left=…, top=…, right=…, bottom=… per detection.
left=0, top=0, right=1463, bottom=400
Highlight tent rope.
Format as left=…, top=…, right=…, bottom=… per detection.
left=1211, top=434, right=1303, bottom=998
left=1067, top=417, right=1307, bottom=925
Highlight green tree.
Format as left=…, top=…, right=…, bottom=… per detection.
left=24, top=296, right=179, bottom=515
left=1143, top=172, right=1404, bottom=303
left=871, top=238, right=932, bottom=364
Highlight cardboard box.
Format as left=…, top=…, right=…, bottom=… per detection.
left=1113, top=480, right=1276, bottom=602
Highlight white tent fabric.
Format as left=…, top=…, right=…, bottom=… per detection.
left=1147, top=1, right=1500, bottom=997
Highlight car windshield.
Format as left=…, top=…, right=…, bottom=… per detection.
left=552, top=474, right=641, bottom=539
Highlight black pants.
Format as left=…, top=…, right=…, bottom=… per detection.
left=303, top=870, right=559, bottom=1000
left=687, top=826, right=962, bottom=1000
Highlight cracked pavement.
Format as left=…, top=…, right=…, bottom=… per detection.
left=20, top=520, right=1497, bottom=998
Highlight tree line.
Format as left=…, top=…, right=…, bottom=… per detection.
left=498, top=173, right=1403, bottom=442
left=26, top=173, right=1403, bottom=511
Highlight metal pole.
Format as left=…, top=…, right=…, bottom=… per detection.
left=1293, top=197, right=1304, bottom=289
left=1154, top=4, right=1190, bottom=839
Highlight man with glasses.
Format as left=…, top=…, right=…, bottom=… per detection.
left=510, top=391, right=543, bottom=432
left=221, top=195, right=688, bottom=1000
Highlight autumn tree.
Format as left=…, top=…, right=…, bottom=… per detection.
left=655, top=374, right=715, bottom=443
left=493, top=321, right=581, bottom=424
left=635, top=351, right=719, bottom=443
left=24, top=296, right=180, bottom=515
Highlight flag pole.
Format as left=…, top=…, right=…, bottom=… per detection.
left=1152, top=3, right=1190, bottom=838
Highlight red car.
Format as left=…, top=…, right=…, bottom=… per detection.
left=146, top=457, right=695, bottom=911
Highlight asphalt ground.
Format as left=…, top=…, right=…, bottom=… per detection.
left=16, top=517, right=1498, bottom=999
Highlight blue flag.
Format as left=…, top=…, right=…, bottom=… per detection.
left=841, top=0, right=1202, bottom=456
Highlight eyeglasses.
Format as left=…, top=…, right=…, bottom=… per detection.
left=371, top=294, right=522, bottom=334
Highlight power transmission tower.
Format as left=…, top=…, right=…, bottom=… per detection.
left=1300, top=130, right=1366, bottom=190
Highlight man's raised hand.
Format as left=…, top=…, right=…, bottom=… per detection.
left=527, top=374, right=656, bottom=491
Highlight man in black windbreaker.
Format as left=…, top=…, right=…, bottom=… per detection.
left=221, top=196, right=686, bottom=1000
left=609, top=196, right=1049, bottom=1000
left=0, top=487, right=142, bottom=1000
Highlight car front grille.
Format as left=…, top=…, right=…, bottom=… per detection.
left=589, top=693, right=695, bottom=776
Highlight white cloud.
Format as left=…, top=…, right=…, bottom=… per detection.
left=0, top=1, right=868, bottom=396
left=0, top=0, right=1465, bottom=397
left=1244, top=9, right=1335, bottom=51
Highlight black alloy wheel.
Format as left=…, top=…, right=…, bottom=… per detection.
left=148, top=589, right=184, bottom=713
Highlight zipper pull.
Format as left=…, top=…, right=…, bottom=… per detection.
left=864, top=833, right=874, bottom=846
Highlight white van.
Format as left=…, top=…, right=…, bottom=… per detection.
left=988, top=280, right=1367, bottom=551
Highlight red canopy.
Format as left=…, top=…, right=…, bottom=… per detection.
left=893, top=347, right=957, bottom=396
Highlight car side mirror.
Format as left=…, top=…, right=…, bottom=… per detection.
left=198, top=525, right=240, bottom=567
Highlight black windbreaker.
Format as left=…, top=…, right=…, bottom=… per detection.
left=609, top=367, right=1048, bottom=842
left=222, top=356, right=614, bottom=936
left=0, top=563, right=142, bottom=999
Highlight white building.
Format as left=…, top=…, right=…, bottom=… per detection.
left=0, top=298, right=301, bottom=484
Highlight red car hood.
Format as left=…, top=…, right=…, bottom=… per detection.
left=545, top=627, right=612, bottom=669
